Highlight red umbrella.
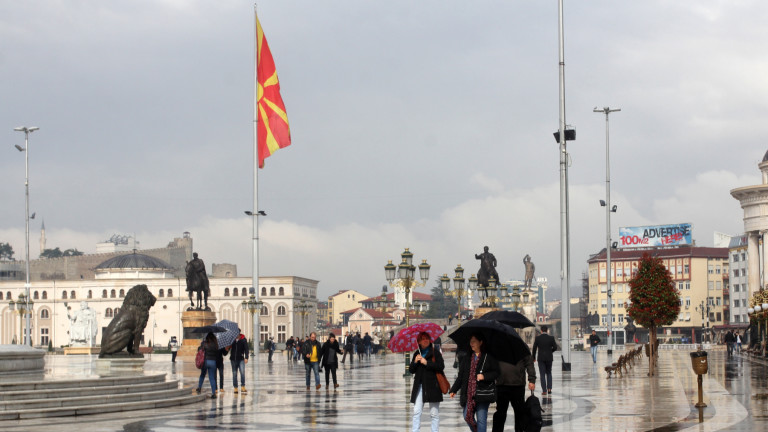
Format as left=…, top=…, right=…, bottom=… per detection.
left=388, top=322, right=444, bottom=353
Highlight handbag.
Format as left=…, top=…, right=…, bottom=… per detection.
left=473, top=354, right=497, bottom=403
left=195, top=346, right=205, bottom=369
left=436, top=371, right=450, bottom=394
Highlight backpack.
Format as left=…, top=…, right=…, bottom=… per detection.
left=524, top=392, right=543, bottom=432
left=195, top=346, right=205, bottom=369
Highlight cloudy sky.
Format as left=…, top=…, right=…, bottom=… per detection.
left=1, top=1, right=765, bottom=301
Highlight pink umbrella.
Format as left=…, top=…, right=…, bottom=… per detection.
left=388, top=322, right=444, bottom=353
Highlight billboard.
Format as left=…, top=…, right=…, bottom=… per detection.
left=618, top=223, right=692, bottom=248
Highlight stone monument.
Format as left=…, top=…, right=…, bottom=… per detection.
left=99, top=284, right=156, bottom=358
left=64, top=301, right=100, bottom=355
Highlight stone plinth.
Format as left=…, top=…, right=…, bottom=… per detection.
left=179, top=310, right=217, bottom=357
left=0, top=345, right=45, bottom=376
left=64, top=346, right=101, bottom=355
left=473, top=306, right=500, bottom=319
left=95, top=357, right=147, bottom=371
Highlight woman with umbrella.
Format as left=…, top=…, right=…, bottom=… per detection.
left=409, top=331, right=445, bottom=432
left=449, top=332, right=500, bottom=432
left=195, top=333, right=220, bottom=398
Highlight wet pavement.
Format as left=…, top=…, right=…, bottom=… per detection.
left=1, top=347, right=767, bottom=431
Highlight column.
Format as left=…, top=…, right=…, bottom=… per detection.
left=763, top=232, right=768, bottom=291
left=748, top=232, right=760, bottom=295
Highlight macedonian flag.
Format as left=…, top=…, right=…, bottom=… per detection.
left=257, top=16, right=291, bottom=169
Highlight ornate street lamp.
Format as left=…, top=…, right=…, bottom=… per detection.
left=9, top=293, right=34, bottom=345
left=242, top=294, right=262, bottom=352
left=385, top=248, right=430, bottom=377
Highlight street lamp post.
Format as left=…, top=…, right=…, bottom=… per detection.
left=441, top=266, right=478, bottom=326
left=9, top=293, right=34, bottom=345
left=595, top=107, right=620, bottom=355
left=385, top=248, right=430, bottom=377
left=296, top=301, right=311, bottom=338
left=14, top=126, right=38, bottom=346
left=242, top=294, right=262, bottom=355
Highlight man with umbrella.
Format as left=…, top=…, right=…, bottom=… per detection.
left=230, top=328, right=249, bottom=394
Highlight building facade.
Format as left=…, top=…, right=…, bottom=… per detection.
left=587, top=246, right=729, bottom=341
left=327, top=290, right=369, bottom=326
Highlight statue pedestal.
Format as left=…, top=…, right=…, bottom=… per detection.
left=474, top=307, right=501, bottom=319
left=179, top=310, right=217, bottom=357
left=0, top=345, right=45, bottom=376
left=64, top=346, right=100, bottom=355
left=95, top=357, right=146, bottom=371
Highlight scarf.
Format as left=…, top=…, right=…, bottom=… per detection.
left=419, top=346, right=431, bottom=359
left=464, top=353, right=480, bottom=432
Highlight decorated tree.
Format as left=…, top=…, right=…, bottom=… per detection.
left=626, top=253, right=680, bottom=376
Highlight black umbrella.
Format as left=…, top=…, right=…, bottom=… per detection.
left=477, top=310, right=535, bottom=328
left=447, top=319, right=531, bottom=364
left=191, top=325, right=227, bottom=334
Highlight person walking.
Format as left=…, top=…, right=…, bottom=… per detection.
left=286, top=336, right=295, bottom=361
left=295, top=336, right=304, bottom=362
left=230, top=329, right=249, bottom=394
left=588, top=330, right=601, bottom=363
left=320, top=333, right=343, bottom=388
left=410, top=332, right=444, bottom=432
left=341, top=332, right=354, bottom=364
left=736, top=332, right=743, bottom=353
left=266, top=337, right=276, bottom=363
left=532, top=325, right=557, bottom=396
left=216, top=344, right=228, bottom=394
left=196, top=333, right=219, bottom=398
left=303, top=332, right=322, bottom=390
left=493, top=355, right=536, bottom=432
left=724, top=330, right=735, bottom=356
left=356, top=333, right=365, bottom=361
left=434, top=336, right=443, bottom=355
left=449, top=333, right=500, bottom=432
left=363, top=332, right=373, bottom=357
left=169, top=336, right=179, bottom=363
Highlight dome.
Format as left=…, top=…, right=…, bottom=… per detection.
left=95, top=252, right=172, bottom=271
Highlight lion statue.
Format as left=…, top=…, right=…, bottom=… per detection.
left=99, top=284, right=157, bottom=358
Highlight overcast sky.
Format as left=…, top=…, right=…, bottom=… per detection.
left=1, top=1, right=765, bottom=301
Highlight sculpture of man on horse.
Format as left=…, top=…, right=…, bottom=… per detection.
left=475, top=246, right=500, bottom=294
left=186, top=252, right=210, bottom=310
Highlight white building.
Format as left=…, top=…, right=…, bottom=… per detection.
left=0, top=252, right=318, bottom=348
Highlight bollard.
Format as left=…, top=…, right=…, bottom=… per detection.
left=690, top=349, right=708, bottom=408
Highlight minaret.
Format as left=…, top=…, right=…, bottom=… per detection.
left=39, top=220, right=46, bottom=256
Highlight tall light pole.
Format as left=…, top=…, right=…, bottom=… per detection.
left=14, top=126, right=38, bottom=346
left=242, top=293, right=262, bottom=358
left=441, top=266, right=478, bottom=326
left=385, top=248, right=430, bottom=377
left=594, top=107, right=620, bottom=355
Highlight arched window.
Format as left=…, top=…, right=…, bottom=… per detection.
left=233, top=288, right=239, bottom=297
left=110, top=289, right=116, bottom=298
left=158, top=289, right=164, bottom=298
left=277, top=306, right=286, bottom=316
left=70, top=290, right=76, bottom=299
left=105, top=308, right=113, bottom=318
left=6, top=291, right=11, bottom=300
left=87, top=290, right=93, bottom=299
left=102, top=290, right=108, bottom=299
left=224, top=288, right=230, bottom=297
left=42, top=291, right=47, bottom=300
left=0, top=291, right=3, bottom=300
left=260, top=306, right=269, bottom=316
left=62, top=291, right=67, bottom=299
left=270, top=287, right=276, bottom=296
left=168, top=289, right=173, bottom=297
left=40, top=309, right=49, bottom=319
left=119, top=289, right=125, bottom=298
left=33, top=291, right=39, bottom=300
left=114, top=307, right=120, bottom=315
left=279, top=287, right=285, bottom=296
left=261, top=287, right=267, bottom=296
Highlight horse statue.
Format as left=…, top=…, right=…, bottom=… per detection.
left=185, top=252, right=210, bottom=310
left=475, top=246, right=500, bottom=293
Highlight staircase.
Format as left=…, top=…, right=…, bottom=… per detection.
left=0, top=373, right=204, bottom=420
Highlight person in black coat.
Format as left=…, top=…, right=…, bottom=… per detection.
left=410, top=331, right=445, bottom=432
left=532, top=325, right=558, bottom=396
left=196, top=333, right=220, bottom=398
left=320, top=333, right=343, bottom=388
left=230, top=330, right=249, bottom=394
left=450, top=332, right=500, bottom=432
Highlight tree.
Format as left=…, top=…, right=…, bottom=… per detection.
left=627, top=252, right=681, bottom=376
left=424, top=278, right=459, bottom=319
left=0, top=242, right=15, bottom=260
left=40, top=247, right=84, bottom=259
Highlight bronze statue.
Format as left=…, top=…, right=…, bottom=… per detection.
left=475, top=246, right=500, bottom=288
left=523, top=254, right=535, bottom=290
left=186, top=252, right=210, bottom=310
left=99, top=284, right=157, bottom=358
left=624, top=317, right=637, bottom=343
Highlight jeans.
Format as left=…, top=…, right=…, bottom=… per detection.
left=493, top=385, right=525, bottom=432
left=737, top=342, right=742, bottom=353
left=305, top=361, right=320, bottom=386
left=538, top=360, right=553, bottom=392
left=727, top=342, right=734, bottom=356
left=463, top=401, right=490, bottom=432
left=171, top=351, right=177, bottom=362
left=591, top=345, right=598, bottom=362
left=268, top=350, right=274, bottom=362
left=231, top=359, right=246, bottom=387
left=198, top=359, right=217, bottom=394
left=412, top=385, right=439, bottom=432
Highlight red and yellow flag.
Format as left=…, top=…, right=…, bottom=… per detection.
left=257, top=16, right=291, bottom=169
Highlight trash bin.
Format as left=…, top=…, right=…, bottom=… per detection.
left=690, top=350, right=708, bottom=375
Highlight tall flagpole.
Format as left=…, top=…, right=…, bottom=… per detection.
left=252, top=4, right=261, bottom=365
